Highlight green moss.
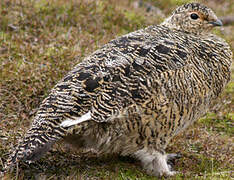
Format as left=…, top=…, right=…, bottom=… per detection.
left=199, top=113, right=233, bottom=135
left=124, top=11, right=146, bottom=28
left=225, top=82, right=234, bottom=93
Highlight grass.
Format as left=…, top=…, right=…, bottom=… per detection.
left=0, top=0, right=233, bottom=179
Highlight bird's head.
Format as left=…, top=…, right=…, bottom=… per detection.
left=161, top=3, right=223, bottom=35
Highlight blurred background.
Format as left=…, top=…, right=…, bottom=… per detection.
left=0, top=0, right=233, bottom=179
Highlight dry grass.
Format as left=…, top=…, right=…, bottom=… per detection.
left=0, top=0, right=233, bottom=179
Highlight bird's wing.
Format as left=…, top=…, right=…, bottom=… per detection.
left=56, top=26, right=192, bottom=124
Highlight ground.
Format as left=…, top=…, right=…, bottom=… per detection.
left=0, top=0, right=233, bottom=179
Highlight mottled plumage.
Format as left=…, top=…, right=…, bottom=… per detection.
left=3, top=3, right=232, bottom=177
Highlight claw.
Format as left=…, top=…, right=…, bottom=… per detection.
left=166, top=153, right=182, bottom=171
left=167, top=153, right=182, bottom=161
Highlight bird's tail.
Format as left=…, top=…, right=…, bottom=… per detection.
left=3, top=121, right=66, bottom=173
left=3, top=84, right=90, bottom=174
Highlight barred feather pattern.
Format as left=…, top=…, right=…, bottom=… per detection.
left=4, top=2, right=232, bottom=177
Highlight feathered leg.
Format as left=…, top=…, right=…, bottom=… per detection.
left=134, top=149, right=180, bottom=176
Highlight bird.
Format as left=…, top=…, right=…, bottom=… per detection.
left=2, top=2, right=232, bottom=177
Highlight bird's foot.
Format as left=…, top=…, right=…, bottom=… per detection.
left=134, top=149, right=181, bottom=177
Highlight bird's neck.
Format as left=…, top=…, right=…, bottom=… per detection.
left=160, top=16, right=179, bottom=30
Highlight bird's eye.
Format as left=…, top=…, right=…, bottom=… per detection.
left=190, top=13, right=199, bottom=20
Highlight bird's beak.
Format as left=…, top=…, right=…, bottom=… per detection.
left=209, top=19, right=223, bottom=26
